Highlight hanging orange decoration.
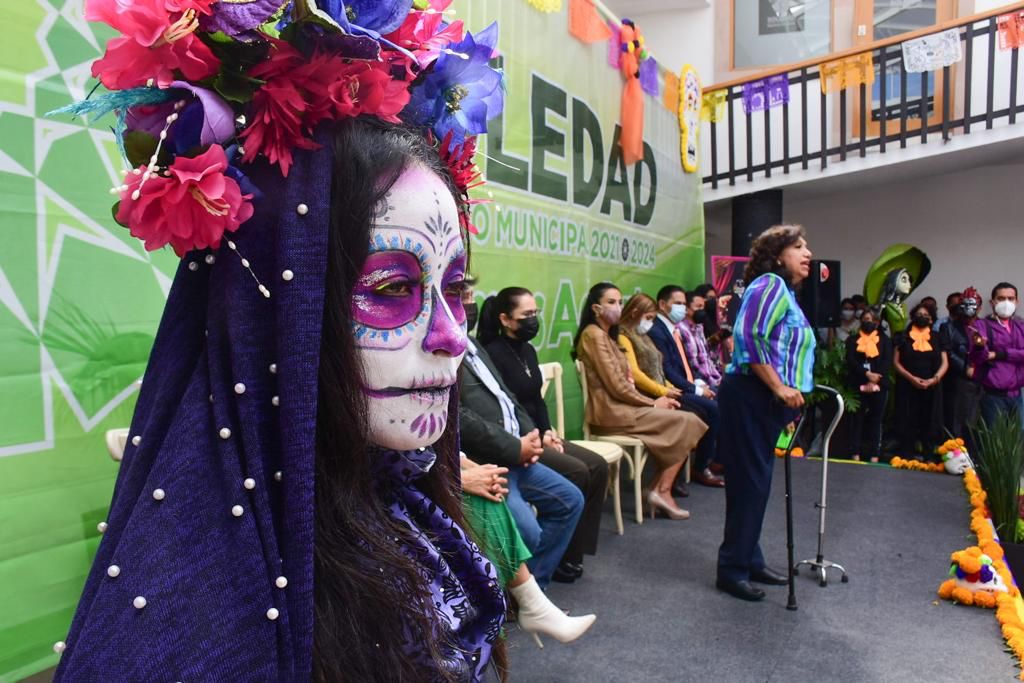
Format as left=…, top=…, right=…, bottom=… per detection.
left=662, top=70, right=680, bottom=114
left=569, top=0, right=612, bottom=43
left=618, top=18, right=647, bottom=165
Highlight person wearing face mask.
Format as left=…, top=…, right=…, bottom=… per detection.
left=573, top=283, right=709, bottom=520
left=478, top=287, right=609, bottom=584
left=678, top=293, right=723, bottom=391
left=846, top=309, right=893, bottom=463
left=693, top=283, right=721, bottom=337
left=893, top=304, right=949, bottom=460
left=968, top=282, right=1024, bottom=427
left=458, top=284, right=586, bottom=591
left=647, top=285, right=723, bottom=491
left=938, top=287, right=983, bottom=439
left=828, top=298, right=860, bottom=345
left=936, top=292, right=962, bottom=333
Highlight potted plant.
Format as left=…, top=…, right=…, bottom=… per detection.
left=804, top=338, right=860, bottom=457
left=972, top=412, right=1024, bottom=578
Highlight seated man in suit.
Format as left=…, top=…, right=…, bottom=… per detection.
left=647, top=285, right=724, bottom=490
left=458, top=284, right=584, bottom=588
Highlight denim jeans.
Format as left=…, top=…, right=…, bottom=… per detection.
left=980, top=393, right=1020, bottom=428
left=505, top=463, right=584, bottom=588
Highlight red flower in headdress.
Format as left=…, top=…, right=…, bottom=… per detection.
left=87, top=0, right=220, bottom=90
left=117, top=145, right=254, bottom=256
left=240, top=40, right=413, bottom=175
left=436, top=131, right=485, bottom=235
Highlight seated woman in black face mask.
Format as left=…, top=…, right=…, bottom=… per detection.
left=478, top=287, right=609, bottom=584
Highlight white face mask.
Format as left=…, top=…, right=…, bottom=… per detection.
left=995, top=300, right=1017, bottom=319
left=668, top=303, right=687, bottom=324
left=354, top=166, right=468, bottom=452
left=636, top=319, right=654, bottom=336
left=841, top=310, right=855, bottom=321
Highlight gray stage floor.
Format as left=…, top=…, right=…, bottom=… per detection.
left=504, top=458, right=1015, bottom=682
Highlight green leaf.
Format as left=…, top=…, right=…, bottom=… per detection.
left=110, top=200, right=125, bottom=227
left=123, top=131, right=158, bottom=169
left=212, top=72, right=265, bottom=104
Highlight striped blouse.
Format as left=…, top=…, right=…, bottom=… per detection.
left=727, top=272, right=817, bottom=392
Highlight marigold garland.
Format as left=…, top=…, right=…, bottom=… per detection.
left=774, top=446, right=805, bottom=458
left=938, top=467, right=1024, bottom=678
left=889, top=456, right=945, bottom=473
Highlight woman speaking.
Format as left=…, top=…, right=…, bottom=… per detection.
left=716, top=225, right=816, bottom=602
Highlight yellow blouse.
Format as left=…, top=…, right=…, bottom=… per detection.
left=618, top=334, right=674, bottom=399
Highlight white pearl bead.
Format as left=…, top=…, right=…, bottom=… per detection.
left=269, top=363, right=277, bottom=374
left=131, top=189, right=141, bottom=200
left=259, top=285, right=270, bottom=299
left=97, top=521, right=108, bottom=533
left=282, top=270, right=294, bottom=282
left=188, top=261, right=198, bottom=271
left=241, top=258, right=250, bottom=268
left=133, top=596, right=147, bottom=609
left=271, top=396, right=280, bottom=407
left=275, top=576, right=288, bottom=588
left=152, top=488, right=165, bottom=501
left=274, top=471, right=283, bottom=481
left=244, top=478, right=256, bottom=490
left=234, top=383, right=246, bottom=395
left=107, top=565, right=120, bottom=578
left=205, top=254, right=216, bottom=265
left=266, top=608, right=280, bottom=620
left=296, top=203, right=308, bottom=215
left=228, top=240, right=237, bottom=250
left=219, top=428, right=232, bottom=440
left=53, top=641, right=66, bottom=654
left=231, top=505, right=244, bottom=517
left=131, top=435, right=141, bottom=446
left=209, top=394, right=214, bottom=403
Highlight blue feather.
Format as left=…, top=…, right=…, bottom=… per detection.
left=47, top=87, right=179, bottom=163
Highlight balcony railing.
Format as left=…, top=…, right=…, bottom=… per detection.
left=701, top=3, right=1024, bottom=190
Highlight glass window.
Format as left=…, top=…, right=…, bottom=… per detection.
left=733, top=0, right=832, bottom=69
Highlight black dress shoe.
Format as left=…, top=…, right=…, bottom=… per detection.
left=694, top=468, right=725, bottom=488
left=672, top=482, right=689, bottom=498
left=750, top=566, right=789, bottom=586
left=716, top=578, right=766, bottom=602
left=551, top=565, right=577, bottom=584
left=561, top=561, right=584, bottom=578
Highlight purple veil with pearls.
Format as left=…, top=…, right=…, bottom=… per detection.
left=54, top=142, right=330, bottom=681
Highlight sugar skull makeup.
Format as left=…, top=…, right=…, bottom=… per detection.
left=354, top=165, right=468, bottom=452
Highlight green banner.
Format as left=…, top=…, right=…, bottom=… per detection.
left=0, top=2, right=702, bottom=680
left=462, top=2, right=705, bottom=434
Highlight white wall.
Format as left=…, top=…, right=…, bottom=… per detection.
left=629, top=6, right=717, bottom=84
left=707, top=159, right=1024, bottom=308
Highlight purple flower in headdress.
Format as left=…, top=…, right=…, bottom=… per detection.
left=200, top=0, right=286, bottom=38
left=126, top=81, right=235, bottom=154
left=403, top=22, right=504, bottom=142
left=319, top=0, right=413, bottom=35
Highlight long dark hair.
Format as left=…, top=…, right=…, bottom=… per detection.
left=477, top=286, right=532, bottom=346
left=572, top=282, right=620, bottom=359
left=879, top=268, right=908, bottom=304
left=314, top=118, right=505, bottom=681
left=744, top=224, right=807, bottom=285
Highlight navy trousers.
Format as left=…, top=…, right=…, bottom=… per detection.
left=680, top=393, right=719, bottom=470
left=716, top=373, right=795, bottom=583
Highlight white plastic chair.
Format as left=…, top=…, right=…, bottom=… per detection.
left=105, top=428, right=130, bottom=462
left=539, top=361, right=624, bottom=535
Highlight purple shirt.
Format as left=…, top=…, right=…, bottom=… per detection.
left=968, top=316, right=1024, bottom=396
left=676, top=318, right=722, bottom=388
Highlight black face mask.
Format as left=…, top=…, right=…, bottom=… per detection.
left=861, top=321, right=878, bottom=333
left=692, top=310, right=708, bottom=326
left=913, top=314, right=931, bottom=329
left=513, top=316, right=540, bottom=342
left=464, top=302, right=479, bottom=333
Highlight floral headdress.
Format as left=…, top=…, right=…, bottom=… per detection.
left=55, top=0, right=502, bottom=263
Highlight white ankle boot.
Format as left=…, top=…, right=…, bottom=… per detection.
left=509, top=576, right=596, bottom=648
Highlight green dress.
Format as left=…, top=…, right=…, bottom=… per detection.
left=463, top=494, right=532, bottom=587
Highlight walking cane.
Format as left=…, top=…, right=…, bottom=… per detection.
left=783, top=406, right=808, bottom=611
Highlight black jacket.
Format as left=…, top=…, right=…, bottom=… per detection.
left=938, top=318, right=971, bottom=379
left=458, top=338, right=536, bottom=469
left=483, top=337, right=552, bottom=433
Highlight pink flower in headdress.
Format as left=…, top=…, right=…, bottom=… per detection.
left=384, top=0, right=465, bottom=72
left=86, top=0, right=220, bottom=90
left=117, top=145, right=254, bottom=257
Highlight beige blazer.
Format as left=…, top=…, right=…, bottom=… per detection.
left=577, top=325, right=655, bottom=428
